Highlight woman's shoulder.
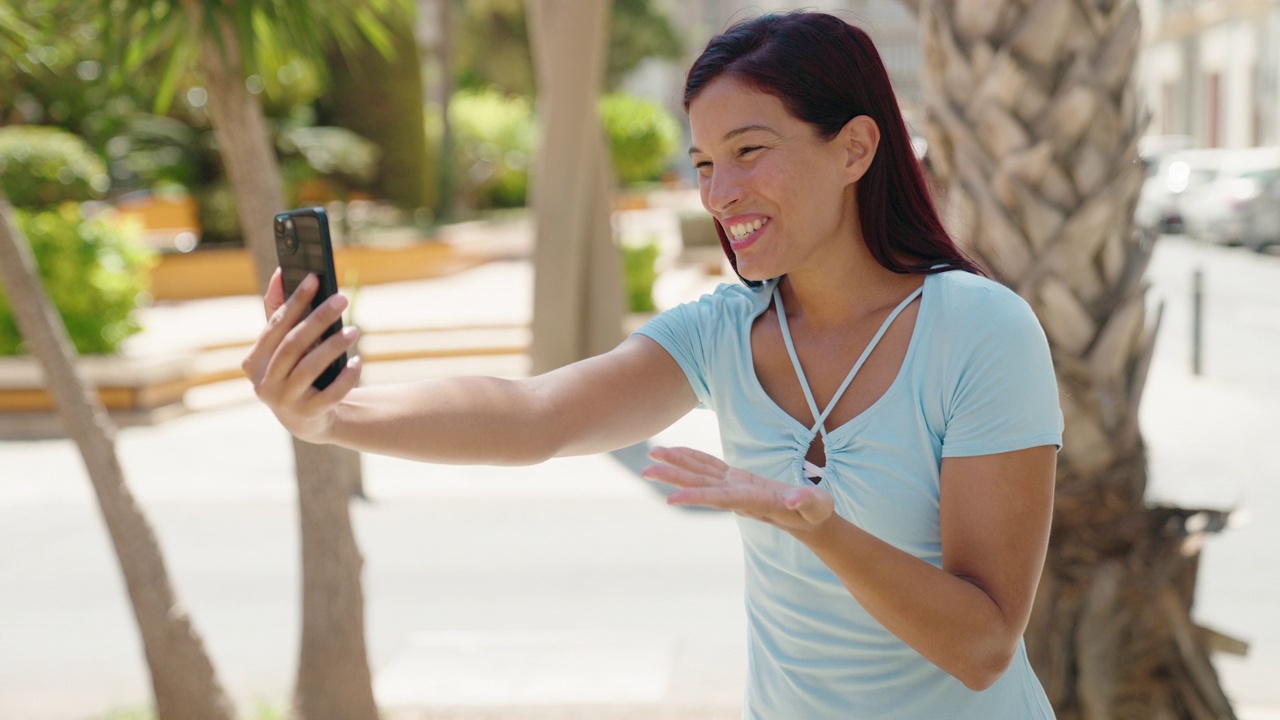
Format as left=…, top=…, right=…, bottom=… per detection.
left=920, top=270, right=1049, bottom=363
left=669, top=278, right=774, bottom=319
left=927, top=270, right=1038, bottom=326
left=636, top=278, right=772, bottom=347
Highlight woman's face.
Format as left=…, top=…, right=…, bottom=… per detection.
left=687, top=76, right=860, bottom=282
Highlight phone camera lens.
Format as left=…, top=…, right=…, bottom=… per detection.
left=277, top=216, right=298, bottom=253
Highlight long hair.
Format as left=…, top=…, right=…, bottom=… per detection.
left=684, top=12, right=985, bottom=284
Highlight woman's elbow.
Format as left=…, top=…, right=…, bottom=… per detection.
left=954, top=644, right=1016, bottom=692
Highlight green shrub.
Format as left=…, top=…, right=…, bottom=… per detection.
left=431, top=89, right=680, bottom=211
left=447, top=87, right=534, bottom=210
left=0, top=205, right=154, bottom=356
left=0, top=126, right=110, bottom=208
left=277, top=126, right=381, bottom=186
left=598, top=93, right=680, bottom=185
left=622, top=238, right=660, bottom=313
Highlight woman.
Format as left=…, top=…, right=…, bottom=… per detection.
left=243, top=11, right=1062, bottom=719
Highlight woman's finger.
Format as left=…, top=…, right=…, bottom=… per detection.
left=784, top=487, right=835, bottom=525
left=261, top=292, right=349, bottom=399
left=286, top=325, right=361, bottom=398
left=263, top=267, right=286, bottom=319
left=648, top=445, right=730, bottom=476
left=666, top=484, right=782, bottom=515
left=640, top=461, right=722, bottom=490
left=299, top=355, right=364, bottom=416
left=243, top=274, right=318, bottom=384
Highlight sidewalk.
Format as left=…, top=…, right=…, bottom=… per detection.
left=0, top=226, right=1277, bottom=719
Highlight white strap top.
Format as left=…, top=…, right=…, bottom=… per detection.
left=774, top=284, right=924, bottom=482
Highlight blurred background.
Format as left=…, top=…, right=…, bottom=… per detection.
left=1, top=1, right=1278, bottom=719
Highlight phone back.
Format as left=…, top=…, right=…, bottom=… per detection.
left=274, top=207, right=345, bottom=389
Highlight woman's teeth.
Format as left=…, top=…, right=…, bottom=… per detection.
left=728, top=218, right=766, bottom=240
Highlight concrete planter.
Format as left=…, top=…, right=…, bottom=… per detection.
left=0, top=352, right=198, bottom=438
left=148, top=239, right=474, bottom=301
left=0, top=353, right=195, bottom=414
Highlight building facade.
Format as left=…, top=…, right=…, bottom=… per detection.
left=1139, top=0, right=1280, bottom=148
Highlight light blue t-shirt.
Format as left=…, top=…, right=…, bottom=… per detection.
left=635, top=270, right=1062, bottom=719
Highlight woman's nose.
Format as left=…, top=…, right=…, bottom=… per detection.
left=703, top=167, right=742, bottom=214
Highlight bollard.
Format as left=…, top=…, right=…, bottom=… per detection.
left=1192, top=268, right=1203, bottom=376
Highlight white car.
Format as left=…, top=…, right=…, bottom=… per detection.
left=1135, top=148, right=1223, bottom=234
left=1182, top=147, right=1280, bottom=251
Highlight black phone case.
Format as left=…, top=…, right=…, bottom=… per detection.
left=274, top=207, right=345, bottom=390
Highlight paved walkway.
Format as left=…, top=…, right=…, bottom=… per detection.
left=0, top=222, right=1277, bottom=719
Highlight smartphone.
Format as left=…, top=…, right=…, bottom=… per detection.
left=273, top=207, right=345, bottom=390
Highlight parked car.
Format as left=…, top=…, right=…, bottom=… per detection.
left=1182, top=147, right=1280, bottom=252
left=1135, top=147, right=1223, bottom=234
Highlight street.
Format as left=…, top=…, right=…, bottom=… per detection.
left=0, top=235, right=1277, bottom=719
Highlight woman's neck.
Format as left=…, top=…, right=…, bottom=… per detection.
left=778, top=247, right=921, bottom=331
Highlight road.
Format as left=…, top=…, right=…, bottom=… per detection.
left=0, top=235, right=1277, bottom=719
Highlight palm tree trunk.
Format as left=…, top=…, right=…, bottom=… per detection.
left=0, top=195, right=237, bottom=720
left=525, top=0, right=622, bottom=373
left=416, top=0, right=456, bottom=220
left=323, top=15, right=428, bottom=210
left=180, top=8, right=377, bottom=719
left=919, top=1, right=1236, bottom=717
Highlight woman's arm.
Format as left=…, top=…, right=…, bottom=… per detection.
left=243, top=270, right=699, bottom=464
left=643, top=444, right=1055, bottom=691
left=797, top=446, right=1055, bottom=690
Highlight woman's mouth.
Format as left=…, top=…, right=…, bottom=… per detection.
left=725, top=217, right=769, bottom=248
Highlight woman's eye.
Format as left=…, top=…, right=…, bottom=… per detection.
left=738, top=146, right=762, bottom=157
left=694, top=161, right=712, bottom=174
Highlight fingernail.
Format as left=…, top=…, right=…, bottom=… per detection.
left=303, top=274, right=318, bottom=289
left=342, top=326, right=359, bottom=341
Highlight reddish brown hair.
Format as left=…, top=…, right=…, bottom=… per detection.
left=684, top=12, right=984, bottom=284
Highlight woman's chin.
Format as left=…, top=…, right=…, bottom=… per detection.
left=734, top=263, right=774, bottom=284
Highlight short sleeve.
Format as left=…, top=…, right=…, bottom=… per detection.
left=632, top=294, right=717, bottom=408
left=941, top=288, right=1063, bottom=458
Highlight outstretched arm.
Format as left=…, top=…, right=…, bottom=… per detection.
left=242, top=269, right=699, bottom=465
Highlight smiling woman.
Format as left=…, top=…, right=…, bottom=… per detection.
left=240, top=11, right=1063, bottom=720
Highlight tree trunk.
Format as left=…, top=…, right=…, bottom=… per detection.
left=919, top=1, right=1237, bottom=717
left=416, top=0, right=456, bottom=220
left=180, top=7, right=377, bottom=719
left=525, top=0, right=623, bottom=374
left=323, top=14, right=428, bottom=210
left=0, top=195, right=237, bottom=720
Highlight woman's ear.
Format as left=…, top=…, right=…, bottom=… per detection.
left=841, top=116, right=880, bottom=183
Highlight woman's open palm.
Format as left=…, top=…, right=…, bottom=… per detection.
left=642, top=446, right=835, bottom=533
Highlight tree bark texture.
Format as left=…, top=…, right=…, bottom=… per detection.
left=416, top=0, right=456, bottom=219
left=919, top=1, right=1236, bottom=718
left=290, top=436, right=375, bottom=720
left=525, top=0, right=623, bottom=374
left=0, top=195, right=237, bottom=720
left=180, top=7, right=377, bottom=719
left=323, top=16, right=428, bottom=210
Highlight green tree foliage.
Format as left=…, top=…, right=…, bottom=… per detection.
left=440, top=87, right=534, bottom=210
left=598, top=92, right=680, bottom=184
left=0, top=205, right=153, bottom=355
left=436, top=87, right=682, bottom=211
left=0, top=126, right=110, bottom=207
left=455, top=0, right=683, bottom=96
left=318, top=18, right=427, bottom=210
left=100, top=0, right=407, bottom=113
left=621, top=239, right=659, bottom=313
left=0, top=2, right=142, bottom=153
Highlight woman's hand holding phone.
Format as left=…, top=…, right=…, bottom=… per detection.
left=241, top=268, right=363, bottom=443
